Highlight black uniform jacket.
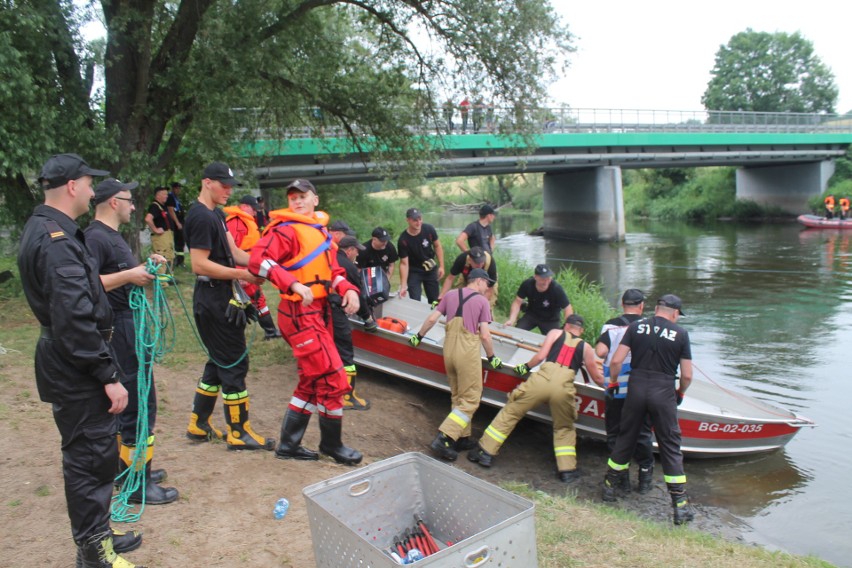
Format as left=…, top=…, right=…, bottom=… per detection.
left=18, top=205, right=120, bottom=402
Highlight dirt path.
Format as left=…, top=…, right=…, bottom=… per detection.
left=0, top=358, right=739, bottom=567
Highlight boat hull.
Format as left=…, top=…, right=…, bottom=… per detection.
left=797, top=214, right=852, bottom=229
left=352, top=297, right=813, bottom=458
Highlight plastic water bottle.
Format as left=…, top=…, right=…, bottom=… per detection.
left=403, top=549, right=424, bottom=564
left=273, top=497, right=289, bottom=520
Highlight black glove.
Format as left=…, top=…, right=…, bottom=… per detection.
left=513, top=363, right=530, bottom=378
left=676, top=391, right=684, bottom=406
left=245, top=303, right=259, bottom=323
left=605, top=382, right=620, bottom=400
left=409, top=333, right=424, bottom=347
left=487, top=355, right=503, bottom=369
left=225, top=299, right=248, bottom=327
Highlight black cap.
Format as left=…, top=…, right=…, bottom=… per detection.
left=202, top=161, right=241, bottom=187
left=565, top=314, right=585, bottom=327
left=371, top=227, right=390, bottom=242
left=38, top=153, right=109, bottom=189
left=286, top=179, right=317, bottom=194
left=170, top=181, right=183, bottom=189
left=468, top=268, right=494, bottom=283
left=657, top=294, right=685, bottom=315
left=468, top=246, right=486, bottom=264
left=239, top=195, right=260, bottom=208
left=534, top=264, right=554, bottom=278
left=93, top=178, right=138, bottom=205
left=329, top=220, right=351, bottom=233
left=406, top=208, right=422, bottom=220
left=622, top=288, right=646, bottom=305
left=339, top=235, right=365, bottom=251
left=479, top=204, right=496, bottom=217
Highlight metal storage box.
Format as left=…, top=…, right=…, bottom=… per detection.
left=303, top=452, right=537, bottom=567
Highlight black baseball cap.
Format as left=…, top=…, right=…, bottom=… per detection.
left=202, top=161, right=241, bottom=187
left=622, top=289, right=646, bottom=305
left=468, top=268, right=494, bottom=283
left=565, top=314, right=585, bottom=327
left=170, top=181, right=183, bottom=189
left=371, top=227, right=390, bottom=242
left=479, top=204, right=496, bottom=216
left=38, top=153, right=109, bottom=190
left=329, top=220, right=351, bottom=232
left=339, top=235, right=365, bottom=251
left=406, top=208, right=422, bottom=220
left=534, top=264, right=554, bottom=278
left=469, top=246, right=486, bottom=264
left=286, top=179, right=317, bottom=194
left=657, top=294, right=685, bottom=315
left=239, top=195, right=260, bottom=208
left=93, top=178, right=138, bottom=205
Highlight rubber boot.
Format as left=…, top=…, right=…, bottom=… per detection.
left=119, top=438, right=179, bottom=505
left=186, top=387, right=225, bottom=442
left=258, top=312, right=281, bottom=340
left=342, top=367, right=371, bottom=411
left=429, top=432, right=458, bottom=461
left=454, top=436, right=479, bottom=451
left=637, top=465, right=654, bottom=494
left=223, top=396, right=275, bottom=451
left=77, top=530, right=145, bottom=568
left=619, top=468, right=632, bottom=494
left=76, top=529, right=142, bottom=568
left=602, top=468, right=622, bottom=502
left=318, top=415, right=363, bottom=465
left=467, top=445, right=494, bottom=468
left=275, top=410, right=319, bottom=460
left=670, top=488, right=695, bottom=525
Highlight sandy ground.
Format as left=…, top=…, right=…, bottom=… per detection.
left=0, top=354, right=738, bottom=567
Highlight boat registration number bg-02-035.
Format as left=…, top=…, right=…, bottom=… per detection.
left=697, top=422, right=764, bottom=434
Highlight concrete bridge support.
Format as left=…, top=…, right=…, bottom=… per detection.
left=736, top=161, right=836, bottom=213
left=543, top=166, right=626, bottom=242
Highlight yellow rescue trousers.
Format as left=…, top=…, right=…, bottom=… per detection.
left=438, top=317, right=484, bottom=441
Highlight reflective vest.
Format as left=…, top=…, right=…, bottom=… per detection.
left=223, top=206, right=261, bottom=251
left=599, top=318, right=634, bottom=398
left=266, top=208, right=334, bottom=302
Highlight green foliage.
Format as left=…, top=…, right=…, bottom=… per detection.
left=809, top=182, right=852, bottom=214
left=702, top=29, right=838, bottom=113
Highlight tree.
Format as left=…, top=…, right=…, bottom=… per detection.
left=1, top=0, right=574, bottom=238
left=701, top=29, right=838, bottom=114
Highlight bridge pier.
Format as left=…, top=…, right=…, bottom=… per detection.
left=543, top=166, right=626, bottom=242
left=736, top=161, right=836, bottom=213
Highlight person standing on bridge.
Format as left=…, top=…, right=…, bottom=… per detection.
left=459, top=96, right=471, bottom=133
left=601, top=294, right=695, bottom=526
left=468, top=314, right=603, bottom=483
left=504, top=264, right=573, bottom=334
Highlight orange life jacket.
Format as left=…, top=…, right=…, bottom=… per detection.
left=223, top=206, right=261, bottom=251
left=825, top=196, right=836, bottom=208
left=265, top=208, right=334, bottom=302
left=840, top=198, right=850, bottom=211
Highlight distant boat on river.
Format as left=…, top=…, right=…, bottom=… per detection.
left=797, top=214, right=852, bottom=229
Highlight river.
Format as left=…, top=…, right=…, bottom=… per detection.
left=434, top=212, right=851, bottom=567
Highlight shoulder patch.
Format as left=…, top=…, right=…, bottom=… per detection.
left=44, top=220, right=67, bottom=241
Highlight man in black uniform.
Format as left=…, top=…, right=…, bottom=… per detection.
left=357, top=226, right=399, bottom=279
left=18, top=153, right=145, bottom=567
left=398, top=208, right=444, bottom=304
left=333, top=235, right=373, bottom=410
left=595, top=289, right=655, bottom=494
left=165, top=181, right=185, bottom=268
left=455, top=204, right=497, bottom=253
left=439, top=246, right=498, bottom=304
left=184, top=161, right=274, bottom=451
left=504, top=264, right=572, bottom=334
left=602, top=294, right=695, bottom=525
left=86, top=178, right=179, bottom=506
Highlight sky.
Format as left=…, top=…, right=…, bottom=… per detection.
left=549, top=1, right=852, bottom=114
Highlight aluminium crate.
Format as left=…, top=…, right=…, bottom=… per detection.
left=303, top=452, right=537, bottom=567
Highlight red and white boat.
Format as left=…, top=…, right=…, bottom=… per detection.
left=352, top=296, right=814, bottom=458
left=797, top=214, right=852, bottom=229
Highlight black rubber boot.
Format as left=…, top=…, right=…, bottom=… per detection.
left=76, top=529, right=142, bottom=568
left=637, top=465, right=654, bottom=494
left=258, top=312, right=281, bottom=340
left=467, top=446, right=494, bottom=468
left=602, top=468, right=621, bottom=502
left=223, top=396, right=275, bottom=451
left=670, top=488, right=695, bottom=525
left=118, top=438, right=179, bottom=505
left=186, top=388, right=225, bottom=442
left=429, top=432, right=458, bottom=461
left=275, top=410, right=319, bottom=460
left=77, top=531, right=145, bottom=568
left=619, top=468, right=632, bottom=493
left=342, top=367, right=371, bottom=411
left=318, top=415, right=363, bottom=465
left=454, top=436, right=479, bottom=451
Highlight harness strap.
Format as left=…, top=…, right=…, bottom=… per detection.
left=454, top=287, right=478, bottom=317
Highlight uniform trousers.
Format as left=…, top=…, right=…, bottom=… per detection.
left=112, top=311, right=157, bottom=445
left=193, top=281, right=249, bottom=395
left=406, top=268, right=440, bottom=304
left=605, top=394, right=653, bottom=469
left=437, top=318, right=483, bottom=440
left=517, top=313, right=562, bottom=334
left=480, top=362, right=578, bottom=471
left=330, top=303, right=354, bottom=367
left=150, top=230, right=175, bottom=264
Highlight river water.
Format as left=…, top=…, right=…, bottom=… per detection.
left=435, top=213, right=851, bottom=566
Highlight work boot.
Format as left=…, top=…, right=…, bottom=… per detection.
left=118, top=437, right=179, bottom=505
left=76, top=529, right=142, bottom=568
left=77, top=531, right=145, bottom=568
left=467, top=446, right=493, bottom=468
left=454, top=436, right=479, bottom=451
left=619, top=468, right=632, bottom=493
left=223, top=396, right=275, bottom=451
left=637, top=465, right=654, bottom=494
left=429, top=432, right=458, bottom=461
left=671, top=491, right=695, bottom=525
left=363, top=317, right=378, bottom=332
left=602, top=468, right=621, bottom=502
left=186, top=386, right=225, bottom=442
left=275, top=410, right=319, bottom=460
left=558, top=469, right=581, bottom=484
left=318, top=415, right=363, bottom=465
left=342, top=367, right=371, bottom=411
left=258, top=312, right=281, bottom=340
